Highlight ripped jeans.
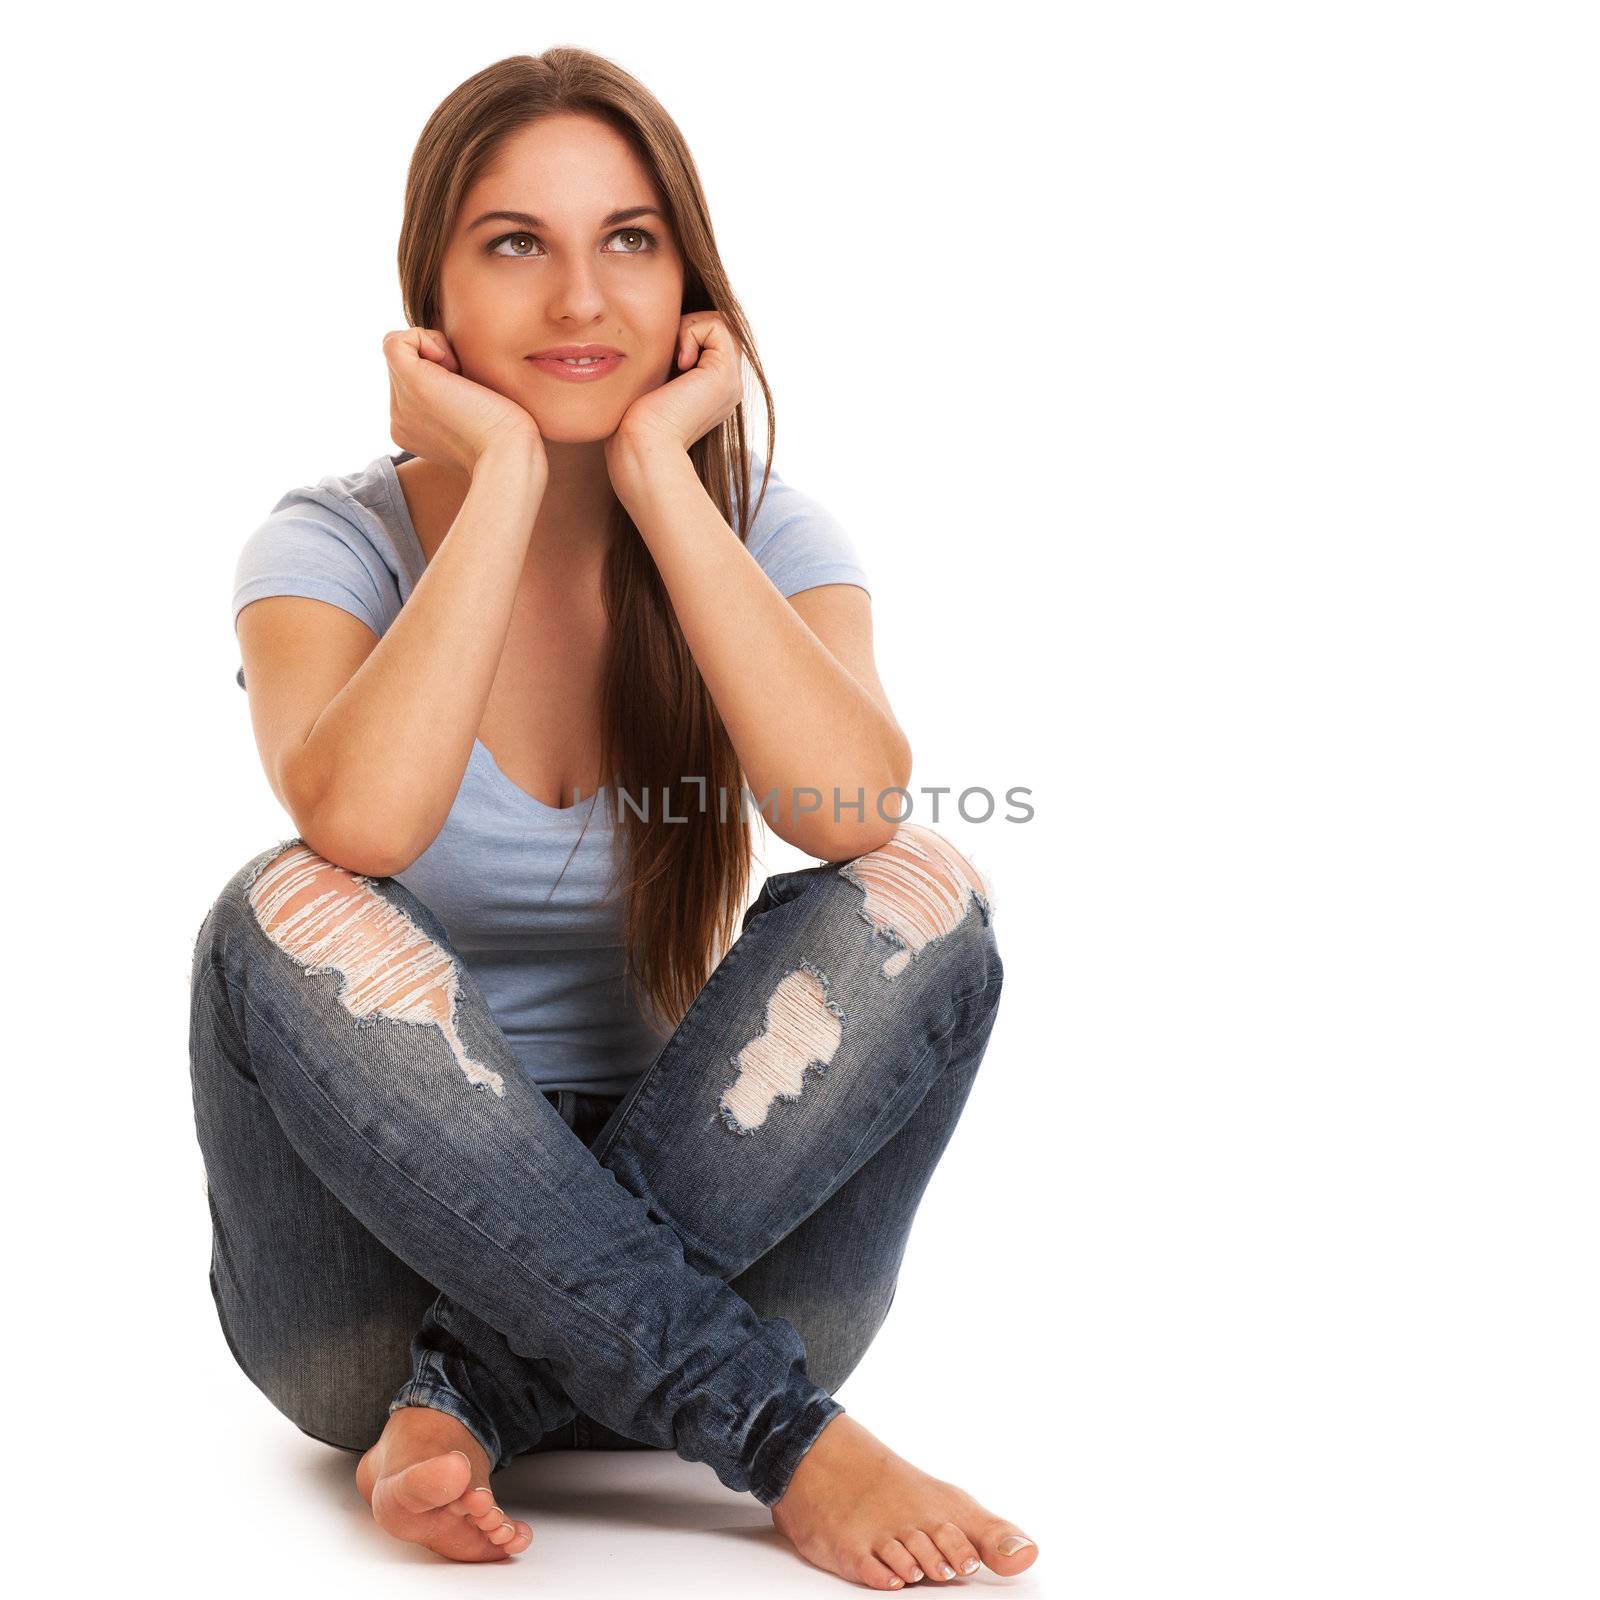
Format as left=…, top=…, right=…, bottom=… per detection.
left=187, top=824, right=1003, bottom=1508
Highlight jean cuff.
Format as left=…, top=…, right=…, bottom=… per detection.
left=748, top=1393, right=846, bottom=1509
left=388, top=1377, right=508, bottom=1474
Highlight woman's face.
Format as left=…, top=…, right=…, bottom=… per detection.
left=436, top=112, right=687, bottom=446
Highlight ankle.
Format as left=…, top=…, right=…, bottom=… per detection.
left=779, top=1412, right=855, bottom=1503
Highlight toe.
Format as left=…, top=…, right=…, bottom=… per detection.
left=506, top=1520, right=534, bottom=1553
left=875, top=1538, right=926, bottom=1585
left=929, top=1520, right=984, bottom=1578
left=855, top=1550, right=910, bottom=1589
left=976, top=1517, right=1038, bottom=1573
left=462, top=1490, right=502, bottom=1529
left=903, top=1530, right=954, bottom=1581
left=487, top=1522, right=516, bottom=1545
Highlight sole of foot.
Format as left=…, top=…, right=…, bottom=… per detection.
left=356, top=1434, right=534, bottom=1563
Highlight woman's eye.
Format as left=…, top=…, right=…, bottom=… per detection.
left=487, top=227, right=658, bottom=258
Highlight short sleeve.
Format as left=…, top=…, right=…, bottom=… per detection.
left=231, top=496, right=405, bottom=690
left=233, top=502, right=401, bottom=639
left=741, top=458, right=871, bottom=599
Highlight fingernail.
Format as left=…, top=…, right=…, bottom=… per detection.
left=998, top=1535, right=1035, bottom=1556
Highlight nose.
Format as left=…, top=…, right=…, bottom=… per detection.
left=542, top=258, right=609, bottom=326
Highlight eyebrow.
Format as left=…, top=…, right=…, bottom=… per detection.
left=468, top=205, right=665, bottom=232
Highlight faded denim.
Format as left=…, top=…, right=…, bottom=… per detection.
left=188, top=837, right=1002, bottom=1507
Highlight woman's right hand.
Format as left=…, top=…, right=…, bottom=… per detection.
left=384, top=328, right=546, bottom=478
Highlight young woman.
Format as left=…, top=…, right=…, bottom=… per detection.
left=190, top=48, right=1037, bottom=1589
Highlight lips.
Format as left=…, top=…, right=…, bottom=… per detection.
left=527, top=345, right=624, bottom=360
left=526, top=349, right=625, bottom=382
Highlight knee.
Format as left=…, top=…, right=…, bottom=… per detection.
left=834, top=823, right=999, bottom=984
left=239, top=839, right=379, bottom=947
left=236, top=839, right=456, bottom=1019
left=214, top=838, right=506, bottom=1097
left=195, top=837, right=317, bottom=982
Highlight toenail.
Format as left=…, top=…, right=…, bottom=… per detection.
left=939, top=1564, right=955, bottom=1579
left=909, top=1570, right=923, bottom=1582
left=997, top=1535, right=1035, bottom=1555
left=962, top=1557, right=981, bottom=1573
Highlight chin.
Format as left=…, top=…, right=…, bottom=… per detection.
left=531, top=413, right=625, bottom=446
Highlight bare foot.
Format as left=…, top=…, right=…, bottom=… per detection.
left=771, top=1413, right=1039, bottom=1589
left=354, top=1404, right=534, bottom=1562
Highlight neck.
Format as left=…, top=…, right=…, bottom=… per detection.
left=424, top=438, right=617, bottom=587
left=527, top=439, right=619, bottom=575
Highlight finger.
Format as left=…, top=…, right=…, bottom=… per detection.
left=681, top=327, right=724, bottom=369
left=676, top=311, right=724, bottom=360
left=384, top=326, right=460, bottom=374
left=416, top=328, right=462, bottom=372
left=382, top=327, right=422, bottom=365
left=682, top=316, right=720, bottom=349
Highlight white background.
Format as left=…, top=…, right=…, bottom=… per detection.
left=9, top=2, right=1595, bottom=1595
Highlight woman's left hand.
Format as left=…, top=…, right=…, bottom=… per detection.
left=605, top=310, right=745, bottom=473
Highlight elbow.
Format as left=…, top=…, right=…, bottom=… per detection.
left=781, top=744, right=915, bottom=863
left=296, top=806, right=414, bottom=880
left=289, top=786, right=413, bottom=879
left=886, top=727, right=913, bottom=796
left=282, top=754, right=439, bottom=879
left=805, top=820, right=903, bottom=862
left=278, top=752, right=398, bottom=877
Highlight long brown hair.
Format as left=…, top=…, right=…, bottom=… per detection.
left=396, top=49, right=777, bottom=1035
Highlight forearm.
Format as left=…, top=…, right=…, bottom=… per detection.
left=612, top=443, right=908, bottom=859
left=288, top=444, right=545, bottom=871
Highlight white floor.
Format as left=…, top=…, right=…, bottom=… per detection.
left=205, top=1436, right=985, bottom=1594
left=135, top=1381, right=1052, bottom=1598
left=115, top=1238, right=1055, bottom=1598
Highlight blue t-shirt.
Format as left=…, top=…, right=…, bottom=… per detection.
left=232, top=449, right=870, bottom=1096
